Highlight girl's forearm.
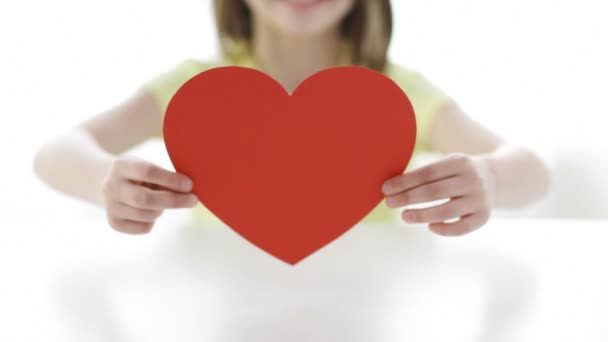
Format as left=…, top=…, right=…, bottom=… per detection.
left=34, top=129, right=115, bottom=206
left=481, top=144, right=550, bottom=208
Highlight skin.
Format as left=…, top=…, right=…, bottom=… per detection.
left=34, top=0, right=550, bottom=236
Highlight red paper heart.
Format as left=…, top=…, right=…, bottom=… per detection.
left=164, top=66, right=416, bottom=265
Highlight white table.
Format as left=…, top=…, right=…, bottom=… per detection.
left=1, top=211, right=607, bottom=342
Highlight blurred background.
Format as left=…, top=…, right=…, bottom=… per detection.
left=0, top=0, right=607, bottom=341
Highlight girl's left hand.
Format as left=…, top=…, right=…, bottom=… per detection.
left=382, top=153, right=496, bottom=236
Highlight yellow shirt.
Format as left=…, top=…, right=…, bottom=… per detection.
left=141, top=49, right=450, bottom=224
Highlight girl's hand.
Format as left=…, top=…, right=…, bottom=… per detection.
left=101, top=156, right=199, bottom=234
left=382, top=153, right=496, bottom=236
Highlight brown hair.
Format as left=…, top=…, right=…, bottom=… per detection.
left=213, top=0, right=393, bottom=71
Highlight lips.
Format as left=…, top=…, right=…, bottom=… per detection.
left=279, top=0, right=327, bottom=11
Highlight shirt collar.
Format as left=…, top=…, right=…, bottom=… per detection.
left=222, top=40, right=354, bottom=69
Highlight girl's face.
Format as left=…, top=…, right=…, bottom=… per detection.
left=244, top=0, right=356, bottom=37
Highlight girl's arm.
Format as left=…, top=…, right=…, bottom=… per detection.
left=34, top=91, right=162, bottom=204
left=427, top=101, right=550, bottom=208
left=34, top=91, right=198, bottom=234
left=382, top=101, right=550, bottom=236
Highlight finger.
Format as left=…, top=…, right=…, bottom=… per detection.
left=107, top=217, right=154, bottom=235
left=117, top=181, right=199, bottom=210
left=107, top=201, right=163, bottom=223
left=400, top=197, right=474, bottom=224
left=385, top=176, right=471, bottom=208
left=382, top=154, right=472, bottom=196
left=428, top=214, right=485, bottom=236
left=117, top=158, right=193, bottom=192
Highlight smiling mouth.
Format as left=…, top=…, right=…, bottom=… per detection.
left=279, top=0, right=327, bottom=11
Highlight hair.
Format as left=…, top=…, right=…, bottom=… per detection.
left=213, top=0, right=393, bottom=72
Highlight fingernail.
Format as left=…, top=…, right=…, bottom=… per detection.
left=183, top=178, right=193, bottom=191
left=402, top=211, right=413, bottom=222
left=382, top=181, right=391, bottom=195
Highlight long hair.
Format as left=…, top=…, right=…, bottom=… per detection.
left=213, top=0, right=393, bottom=71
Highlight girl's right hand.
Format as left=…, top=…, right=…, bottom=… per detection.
left=101, top=156, right=199, bottom=234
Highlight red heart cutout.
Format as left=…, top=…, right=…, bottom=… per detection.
left=164, top=66, right=416, bottom=265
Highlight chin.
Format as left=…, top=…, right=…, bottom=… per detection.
left=271, top=0, right=353, bottom=37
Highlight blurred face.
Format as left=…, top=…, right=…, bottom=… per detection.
left=244, top=0, right=357, bottom=37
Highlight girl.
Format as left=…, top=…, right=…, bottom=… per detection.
left=34, top=0, right=550, bottom=236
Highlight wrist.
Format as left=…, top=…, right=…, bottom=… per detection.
left=93, top=154, right=115, bottom=206
left=473, top=154, right=498, bottom=208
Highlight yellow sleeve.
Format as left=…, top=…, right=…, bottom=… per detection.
left=385, top=63, right=451, bottom=153
left=140, top=59, right=221, bottom=125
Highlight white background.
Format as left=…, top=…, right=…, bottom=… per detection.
left=0, top=0, right=607, bottom=341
